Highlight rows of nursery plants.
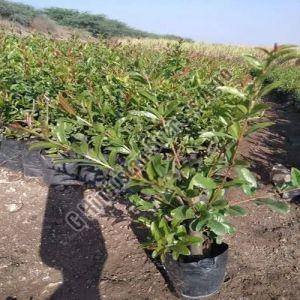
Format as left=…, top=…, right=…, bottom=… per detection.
left=1, top=33, right=300, bottom=298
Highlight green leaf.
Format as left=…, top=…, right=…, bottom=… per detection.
left=171, top=206, right=195, bottom=226
left=254, top=198, right=290, bottom=214
left=138, top=216, right=151, bottom=227
left=223, top=179, right=245, bottom=188
left=241, top=184, right=254, bottom=196
left=208, top=220, right=227, bottom=236
left=191, top=217, right=209, bottom=231
left=238, top=168, right=257, bottom=189
left=181, top=167, right=191, bottom=179
left=129, top=110, right=159, bottom=121
left=129, top=195, right=154, bottom=211
left=152, top=155, right=168, bottom=177
left=146, top=161, right=156, bottom=180
left=159, top=218, right=171, bottom=235
left=259, top=81, right=282, bottom=97
left=246, top=122, right=273, bottom=135
left=141, top=188, right=157, bottom=196
left=129, top=72, right=148, bottom=84
left=150, top=221, right=162, bottom=241
left=219, top=116, right=228, bottom=126
left=139, top=90, right=157, bottom=103
left=164, top=100, right=181, bottom=117
left=29, top=141, right=57, bottom=150
left=171, top=244, right=190, bottom=260
left=227, top=205, right=247, bottom=216
left=250, top=103, right=269, bottom=115
left=179, top=235, right=204, bottom=245
left=54, top=121, right=68, bottom=144
left=229, top=122, right=241, bottom=139
left=166, top=233, right=175, bottom=245
left=237, top=105, right=248, bottom=114
left=176, top=225, right=187, bottom=235
left=243, top=54, right=263, bottom=70
left=189, top=173, right=217, bottom=190
left=211, top=199, right=228, bottom=210
left=291, top=168, right=300, bottom=186
left=217, top=86, right=246, bottom=99
left=222, top=222, right=237, bottom=234
left=200, top=132, right=233, bottom=139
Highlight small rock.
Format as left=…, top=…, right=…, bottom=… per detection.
left=5, top=203, right=23, bottom=213
left=270, top=164, right=291, bottom=185
left=282, top=189, right=300, bottom=200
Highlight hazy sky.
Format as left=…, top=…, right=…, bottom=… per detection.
left=12, top=0, right=300, bottom=46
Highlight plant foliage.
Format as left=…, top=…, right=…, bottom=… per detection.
left=1, top=33, right=299, bottom=262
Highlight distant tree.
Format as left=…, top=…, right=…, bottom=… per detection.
left=0, top=1, right=185, bottom=40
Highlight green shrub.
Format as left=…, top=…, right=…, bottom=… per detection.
left=1, top=33, right=299, bottom=261
left=268, top=64, right=300, bottom=99
left=0, top=0, right=37, bottom=26
left=26, top=44, right=299, bottom=261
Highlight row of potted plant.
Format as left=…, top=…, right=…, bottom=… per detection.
left=1, top=36, right=300, bottom=298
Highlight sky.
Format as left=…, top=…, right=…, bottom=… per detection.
left=12, top=0, right=300, bottom=46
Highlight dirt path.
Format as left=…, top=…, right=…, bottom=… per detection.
left=0, top=100, right=299, bottom=300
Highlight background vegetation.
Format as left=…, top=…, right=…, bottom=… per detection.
left=0, top=0, right=37, bottom=26
left=1, top=34, right=298, bottom=260
left=0, top=0, right=183, bottom=39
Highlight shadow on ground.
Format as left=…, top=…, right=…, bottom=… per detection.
left=39, top=185, right=107, bottom=300
left=242, top=95, right=300, bottom=184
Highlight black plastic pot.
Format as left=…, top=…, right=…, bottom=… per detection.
left=41, top=153, right=80, bottom=185
left=22, top=146, right=44, bottom=177
left=164, top=243, right=228, bottom=299
left=78, top=166, right=109, bottom=187
left=0, top=139, right=25, bottom=171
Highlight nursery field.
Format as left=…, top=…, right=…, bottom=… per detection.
left=0, top=33, right=300, bottom=299
left=0, top=101, right=299, bottom=299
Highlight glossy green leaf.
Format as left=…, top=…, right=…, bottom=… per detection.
left=229, top=122, right=241, bottom=139
left=189, top=173, right=217, bottom=190
left=238, top=168, right=257, bottom=189
left=254, top=198, right=290, bottom=214
left=246, top=122, right=273, bottom=135
left=129, top=110, right=159, bottom=121
left=29, top=141, right=57, bottom=150
left=208, top=220, right=227, bottom=236
left=291, top=168, right=300, bottom=186
left=227, top=205, right=247, bottom=216
left=243, top=54, right=263, bottom=70
left=171, top=206, right=195, bottom=226
left=129, top=195, right=154, bottom=211
left=150, top=221, right=162, bottom=241
left=217, top=86, right=246, bottom=99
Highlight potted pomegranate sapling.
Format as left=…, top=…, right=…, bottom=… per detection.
left=126, top=46, right=300, bottom=298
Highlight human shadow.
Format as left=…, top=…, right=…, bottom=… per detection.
left=39, top=185, right=107, bottom=300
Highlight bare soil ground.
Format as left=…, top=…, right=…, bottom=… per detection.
left=0, top=99, right=299, bottom=300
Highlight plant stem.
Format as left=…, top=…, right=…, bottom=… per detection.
left=209, top=120, right=248, bottom=203
left=232, top=187, right=300, bottom=205
left=171, top=142, right=181, bottom=167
